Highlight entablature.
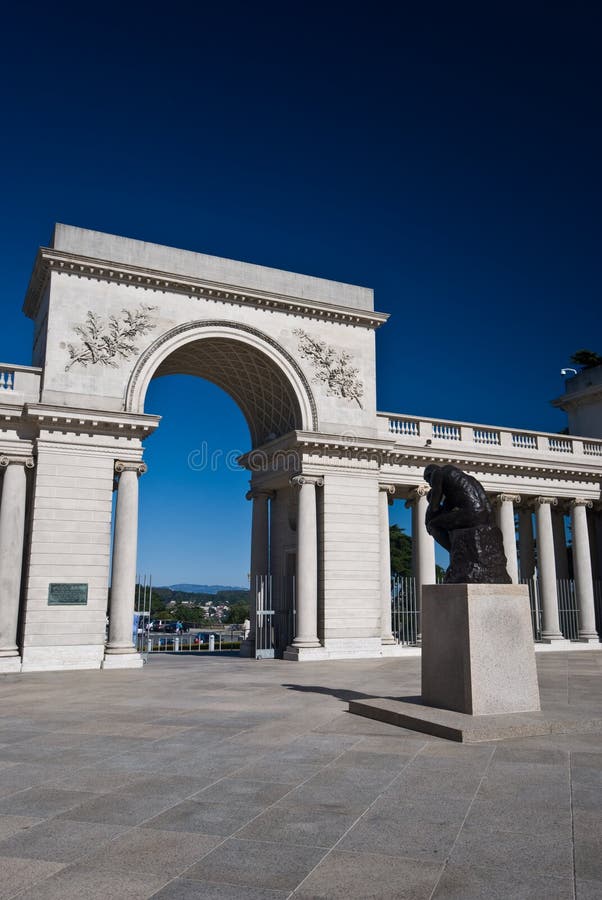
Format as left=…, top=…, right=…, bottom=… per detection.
left=23, top=248, right=389, bottom=331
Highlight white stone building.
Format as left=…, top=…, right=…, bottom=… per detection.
left=0, top=225, right=600, bottom=672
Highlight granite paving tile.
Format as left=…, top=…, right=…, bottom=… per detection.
left=236, top=801, right=363, bottom=848
left=571, top=783, right=602, bottom=812
left=0, top=763, right=73, bottom=798
left=185, top=836, right=327, bottom=890
left=431, top=862, right=574, bottom=899
left=327, top=749, right=415, bottom=771
left=0, top=856, right=66, bottom=899
left=57, top=791, right=179, bottom=826
left=234, top=759, right=324, bottom=785
left=278, top=764, right=398, bottom=808
left=81, top=826, right=220, bottom=876
left=0, top=787, right=96, bottom=818
left=143, top=799, right=264, bottom=835
left=0, top=814, right=42, bottom=840
left=11, top=861, right=168, bottom=899
left=338, top=796, right=470, bottom=862
left=194, top=777, right=292, bottom=805
left=151, top=880, right=289, bottom=899
left=0, top=818, right=126, bottom=863
left=293, top=849, right=442, bottom=899
left=576, top=878, right=602, bottom=899
left=449, top=824, right=574, bottom=877
left=573, top=808, right=602, bottom=882
left=463, top=794, right=572, bottom=836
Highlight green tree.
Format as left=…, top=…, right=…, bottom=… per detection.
left=224, top=601, right=250, bottom=624
left=570, top=349, right=602, bottom=369
left=390, top=525, right=412, bottom=577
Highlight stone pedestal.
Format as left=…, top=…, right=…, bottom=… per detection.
left=422, top=584, right=540, bottom=715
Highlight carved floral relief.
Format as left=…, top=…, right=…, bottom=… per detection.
left=65, top=304, right=157, bottom=371
left=294, top=328, right=364, bottom=408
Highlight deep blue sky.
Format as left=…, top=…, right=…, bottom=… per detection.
left=1, top=3, right=600, bottom=584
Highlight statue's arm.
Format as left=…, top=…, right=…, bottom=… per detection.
left=426, top=471, right=443, bottom=521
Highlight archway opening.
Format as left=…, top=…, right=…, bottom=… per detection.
left=133, top=332, right=307, bottom=654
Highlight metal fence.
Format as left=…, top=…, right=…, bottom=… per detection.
left=139, top=632, right=243, bottom=653
left=254, top=574, right=296, bottom=659
left=392, top=574, right=593, bottom=646
left=520, top=575, right=583, bottom=641
left=391, top=576, right=419, bottom=646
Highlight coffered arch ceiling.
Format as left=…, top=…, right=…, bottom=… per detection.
left=151, top=336, right=304, bottom=447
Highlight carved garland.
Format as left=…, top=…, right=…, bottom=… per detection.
left=65, top=304, right=157, bottom=371
left=293, top=329, right=364, bottom=408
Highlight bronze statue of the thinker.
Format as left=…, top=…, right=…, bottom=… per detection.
left=423, top=464, right=511, bottom=584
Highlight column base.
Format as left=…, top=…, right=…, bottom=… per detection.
left=0, top=656, right=22, bottom=673
left=381, top=636, right=397, bottom=646
left=102, top=653, right=144, bottom=669
left=283, top=644, right=326, bottom=661
left=541, top=632, right=570, bottom=643
left=577, top=634, right=600, bottom=644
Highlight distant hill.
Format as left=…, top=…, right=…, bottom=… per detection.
left=167, top=584, right=247, bottom=594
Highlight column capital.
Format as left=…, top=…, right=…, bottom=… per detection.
left=0, top=456, right=34, bottom=469
left=533, top=496, right=558, bottom=508
left=404, top=483, right=429, bottom=507
left=570, top=498, right=594, bottom=510
left=115, top=460, right=147, bottom=476
left=493, top=493, right=521, bottom=507
left=379, top=483, right=396, bottom=495
left=290, top=474, right=324, bottom=488
left=245, top=488, right=275, bottom=502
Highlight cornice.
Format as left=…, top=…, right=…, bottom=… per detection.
left=239, top=430, right=602, bottom=482
left=24, top=404, right=161, bottom=437
left=23, top=248, right=389, bottom=330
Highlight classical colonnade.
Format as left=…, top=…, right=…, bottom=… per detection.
left=241, top=477, right=601, bottom=655
left=1, top=454, right=601, bottom=663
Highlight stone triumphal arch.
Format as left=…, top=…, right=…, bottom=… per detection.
left=1, top=224, right=601, bottom=672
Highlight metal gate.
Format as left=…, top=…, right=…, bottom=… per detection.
left=134, top=573, right=153, bottom=661
left=254, top=574, right=296, bottom=659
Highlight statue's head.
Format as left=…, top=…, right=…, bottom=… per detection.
left=423, top=464, right=438, bottom=484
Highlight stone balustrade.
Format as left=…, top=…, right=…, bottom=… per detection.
left=380, top=412, right=602, bottom=460
left=0, top=364, right=42, bottom=403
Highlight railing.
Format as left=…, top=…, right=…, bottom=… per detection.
left=584, top=442, right=602, bottom=456
left=379, top=412, right=602, bottom=460
left=0, top=370, right=15, bottom=392
left=521, top=575, right=582, bottom=642
left=137, top=631, right=244, bottom=653
left=391, top=576, right=419, bottom=645
left=0, top=364, right=42, bottom=402
left=392, top=575, right=592, bottom=647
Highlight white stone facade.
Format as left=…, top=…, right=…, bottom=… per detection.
left=0, top=224, right=601, bottom=672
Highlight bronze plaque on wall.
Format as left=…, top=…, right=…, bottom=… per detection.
left=48, top=583, right=88, bottom=606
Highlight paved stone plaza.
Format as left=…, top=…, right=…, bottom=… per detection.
left=0, top=652, right=600, bottom=899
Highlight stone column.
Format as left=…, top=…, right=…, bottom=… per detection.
left=406, top=485, right=436, bottom=607
left=0, top=456, right=34, bottom=671
left=104, top=461, right=146, bottom=664
left=570, top=499, right=599, bottom=642
left=379, top=484, right=396, bottom=645
left=518, top=508, right=536, bottom=580
left=240, top=488, right=272, bottom=657
left=589, top=505, right=602, bottom=582
left=494, top=494, right=520, bottom=584
left=552, top=510, right=570, bottom=580
left=534, top=497, right=565, bottom=642
left=288, top=475, right=322, bottom=650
